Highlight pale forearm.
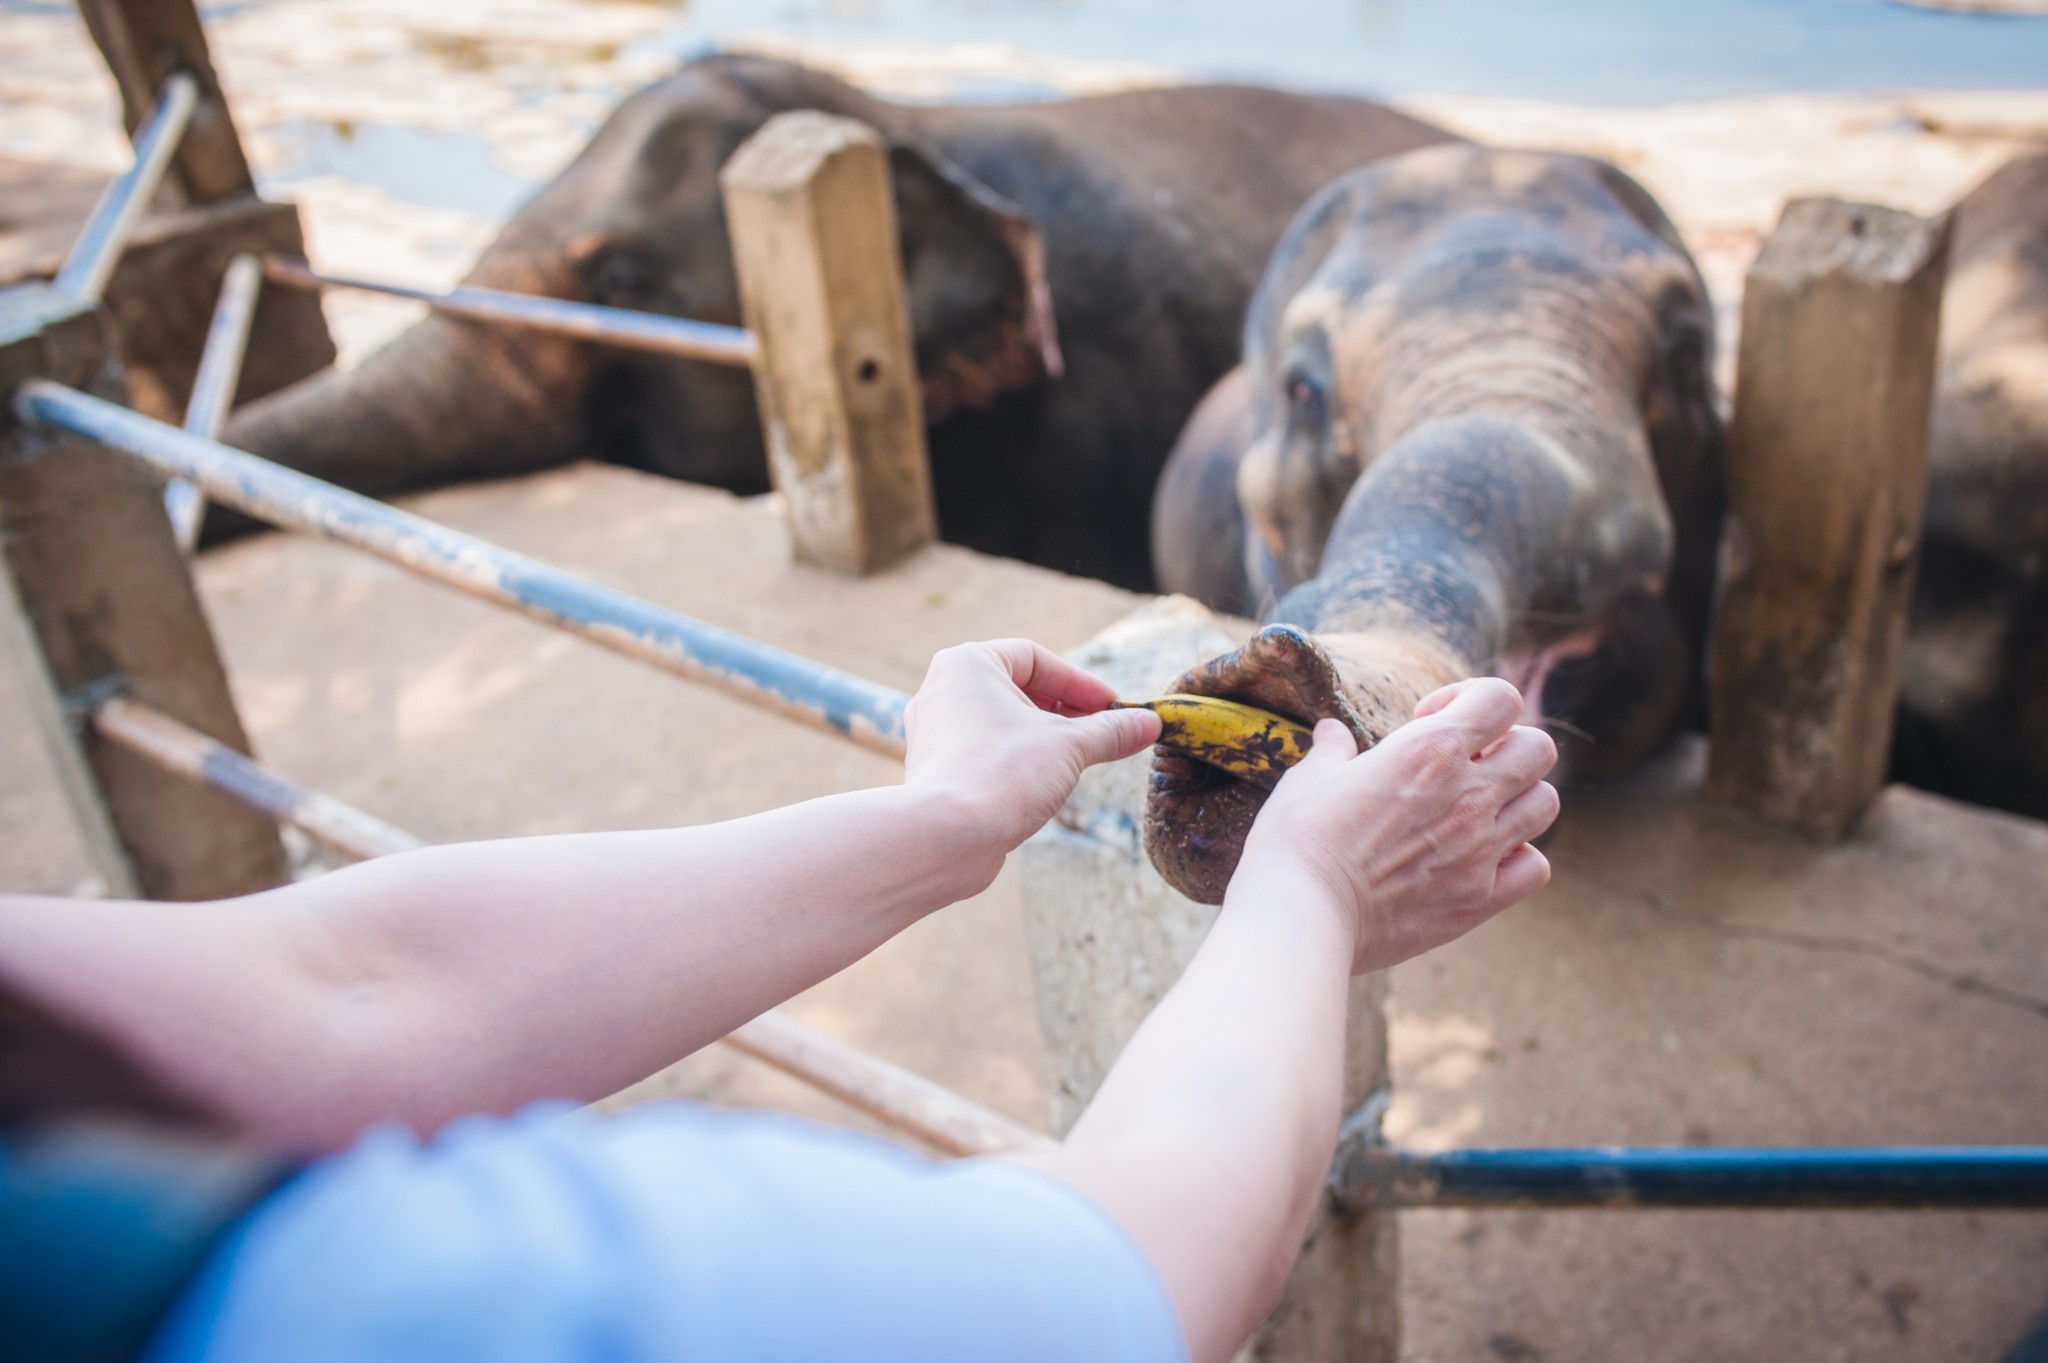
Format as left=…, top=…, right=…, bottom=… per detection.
left=1010, top=865, right=1357, bottom=1363
left=0, top=783, right=999, bottom=1150
left=290, top=784, right=1000, bottom=1124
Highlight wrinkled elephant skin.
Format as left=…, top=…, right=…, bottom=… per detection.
left=1149, top=146, right=1724, bottom=902
left=221, top=54, right=1450, bottom=591
left=1897, top=149, right=2048, bottom=819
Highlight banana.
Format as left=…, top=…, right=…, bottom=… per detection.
left=1115, top=693, right=1317, bottom=789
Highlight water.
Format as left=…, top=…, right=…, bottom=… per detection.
left=265, top=120, right=538, bottom=219
left=639, top=0, right=2048, bottom=104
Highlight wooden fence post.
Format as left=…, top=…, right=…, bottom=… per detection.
left=1020, top=599, right=1401, bottom=1363
left=0, top=282, right=289, bottom=898
left=720, top=111, right=937, bottom=575
left=78, top=0, right=253, bottom=207
left=1708, top=198, right=1951, bottom=841
left=73, top=0, right=335, bottom=424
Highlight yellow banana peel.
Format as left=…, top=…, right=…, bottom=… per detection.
left=1116, top=693, right=1316, bottom=788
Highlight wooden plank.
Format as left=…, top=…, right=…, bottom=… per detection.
left=100, top=197, right=335, bottom=424
left=0, top=283, right=289, bottom=899
left=720, top=112, right=936, bottom=575
left=78, top=0, right=255, bottom=206
left=1707, top=198, right=1952, bottom=841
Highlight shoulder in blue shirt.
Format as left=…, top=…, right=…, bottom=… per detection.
left=145, top=1102, right=1186, bottom=1363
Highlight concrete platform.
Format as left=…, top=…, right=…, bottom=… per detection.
left=2, top=463, right=2044, bottom=1360
left=1387, top=738, right=2048, bottom=1363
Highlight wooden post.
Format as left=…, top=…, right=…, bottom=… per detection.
left=0, top=282, right=289, bottom=898
left=1708, top=198, right=1951, bottom=841
left=78, top=0, right=254, bottom=207
left=720, top=112, right=936, bottom=575
left=1019, top=599, right=1401, bottom=1363
left=100, top=197, right=336, bottom=424
left=69, top=0, right=334, bottom=422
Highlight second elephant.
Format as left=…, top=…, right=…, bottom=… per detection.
left=222, top=54, right=1450, bottom=590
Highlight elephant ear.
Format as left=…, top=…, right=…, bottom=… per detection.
left=887, top=140, right=1063, bottom=424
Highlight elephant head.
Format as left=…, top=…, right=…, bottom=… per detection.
left=216, top=55, right=1058, bottom=534
left=1146, top=145, right=1724, bottom=903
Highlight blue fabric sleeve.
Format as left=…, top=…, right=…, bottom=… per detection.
left=143, top=1102, right=1187, bottom=1363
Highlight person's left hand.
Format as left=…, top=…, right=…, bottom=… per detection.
left=904, top=640, right=1161, bottom=850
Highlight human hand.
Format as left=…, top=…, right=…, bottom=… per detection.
left=1232, top=677, right=1558, bottom=974
left=903, top=640, right=1162, bottom=850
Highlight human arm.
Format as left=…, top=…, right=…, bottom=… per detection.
left=0, top=642, right=1159, bottom=1154
left=1007, top=678, right=1558, bottom=1363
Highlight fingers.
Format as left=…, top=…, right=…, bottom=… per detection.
left=1478, top=726, right=1558, bottom=788
left=1069, top=705, right=1161, bottom=768
left=1412, top=676, right=1523, bottom=753
left=1495, top=780, right=1560, bottom=847
left=973, top=639, right=1120, bottom=715
left=1411, top=681, right=1465, bottom=720
left=1490, top=842, right=1551, bottom=911
left=1306, top=717, right=1358, bottom=763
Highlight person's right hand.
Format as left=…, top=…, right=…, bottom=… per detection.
left=903, top=640, right=1160, bottom=852
left=1231, top=676, right=1558, bottom=974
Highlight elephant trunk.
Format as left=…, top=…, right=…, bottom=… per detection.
left=212, top=267, right=594, bottom=542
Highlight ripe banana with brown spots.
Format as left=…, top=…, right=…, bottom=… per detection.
left=1115, top=694, right=1317, bottom=789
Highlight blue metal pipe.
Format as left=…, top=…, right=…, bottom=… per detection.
left=1335, top=1145, right=2048, bottom=1210
left=52, top=73, right=200, bottom=305
left=16, top=381, right=909, bottom=757
left=262, top=256, right=758, bottom=367
left=168, top=253, right=264, bottom=551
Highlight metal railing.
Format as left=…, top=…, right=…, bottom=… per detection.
left=16, top=381, right=910, bottom=757
left=1335, top=1142, right=2048, bottom=1211
left=261, top=255, right=759, bottom=365
left=10, top=69, right=2046, bottom=1208
left=50, top=72, right=198, bottom=305
left=167, top=251, right=261, bottom=549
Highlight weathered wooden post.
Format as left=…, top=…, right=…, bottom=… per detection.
left=0, top=282, right=289, bottom=898
left=720, top=111, right=937, bottom=575
left=69, top=0, right=334, bottom=424
left=1708, top=198, right=1951, bottom=841
left=79, top=0, right=253, bottom=206
left=1020, top=598, right=1401, bottom=1363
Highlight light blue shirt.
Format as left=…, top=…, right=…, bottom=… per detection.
left=143, top=1102, right=1186, bottom=1363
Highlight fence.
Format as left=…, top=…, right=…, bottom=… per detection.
left=3, top=8, right=2046, bottom=1361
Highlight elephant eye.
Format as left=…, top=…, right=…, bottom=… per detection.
left=1284, top=369, right=1326, bottom=426
left=589, top=248, right=654, bottom=309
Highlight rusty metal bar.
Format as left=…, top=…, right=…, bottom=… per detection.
left=92, top=696, right=424, bottom=860
left=725, top=1011, right=1053, bottom=1157
left=1334, top=1145, right=2048, bottom=1210
left=167, top=252, right=262, bottom=550
left=52, top=72, right=200, bottom=305
left=90, top=695, right=1036, bottom=1155
left=262, top=256, right=758, bottom=367
left=16, top=381, right=909, bottom=757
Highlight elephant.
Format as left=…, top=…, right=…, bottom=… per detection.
left=218, top=53, right=1452, bottom=590
left=1144, top=144, right=1724, bottom=902
left=1893, top=148, right=2048, bottom=820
